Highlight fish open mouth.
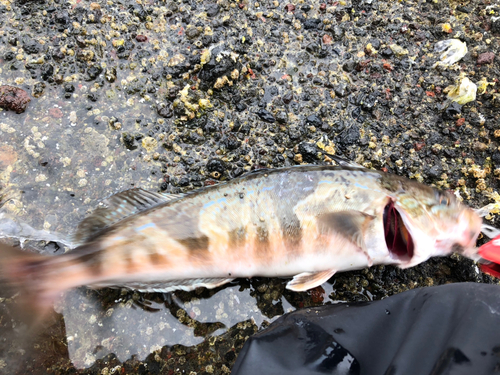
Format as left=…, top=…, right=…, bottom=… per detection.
left=383, top=201, right=414, bottom=260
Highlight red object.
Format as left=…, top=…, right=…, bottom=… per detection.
left=478, top=235, right=500, bottom=278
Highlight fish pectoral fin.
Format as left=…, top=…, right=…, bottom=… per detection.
left=286, top=270, right=336, bottom=291
left=72, top=189, right=184, bottom=246
left=317, top=210, right=374, bottom=255
left=115, top=277, right=234, bottom=293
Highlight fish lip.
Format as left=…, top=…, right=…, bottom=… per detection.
left=383, top=200, right=415, bottom=262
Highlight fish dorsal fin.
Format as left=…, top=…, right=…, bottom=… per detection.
left=286, top=270, right=336, bottom=291
left=73, top=189, right=184, bottom=246
left=324, top=153, right=363, bottom=169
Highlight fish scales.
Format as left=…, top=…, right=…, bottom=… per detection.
left=0, top=165, right=484, bottom=306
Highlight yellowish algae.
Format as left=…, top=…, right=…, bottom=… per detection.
left=445, top=74, right=477, bottom=105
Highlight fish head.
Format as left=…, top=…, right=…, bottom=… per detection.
left=385, top=184, right=482, bottom=266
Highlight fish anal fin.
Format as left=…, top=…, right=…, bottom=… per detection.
left=73, top=189, right=183, bottom=246
left=286, top=270, right=336, bottom=292
left=102, top=277, right=234, bottom=293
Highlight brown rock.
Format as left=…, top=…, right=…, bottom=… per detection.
left=285, top=3, right=295, bottom=12
left=322, top=34, right=333, bottom=45
left=473, top=141, right=488, bottom=152
left=477, top=52, right=495, bottom=65
left=0, top=85, right=31, bottom=114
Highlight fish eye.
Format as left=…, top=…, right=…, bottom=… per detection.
left=434, top=190, right=451, bottom=206
left=439, top=195, right=449, bottom=206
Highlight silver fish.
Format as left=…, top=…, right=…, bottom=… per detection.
left=0, top=165, right=484, bottom=319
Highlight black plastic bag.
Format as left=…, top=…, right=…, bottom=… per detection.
left=232, top=283, right=500, bottom=375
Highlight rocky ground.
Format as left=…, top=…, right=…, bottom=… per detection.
left=0, top=0, right=499, bottom=373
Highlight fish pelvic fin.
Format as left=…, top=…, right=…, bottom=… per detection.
left=0, top=242, right=57, bottom=329
left=72, top=188, right=184, bottom=246
left=286, top=270, right=336, bottom=291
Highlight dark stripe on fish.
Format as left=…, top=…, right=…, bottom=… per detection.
left=272, top=173, right=319, bottom=254
left=178, top=235, right=210, bottom=253
left=149, top=251, right=168, bottom=266
left=228, top=226, right=247, bottom=249
left=255, top=225, right=271, bottom=258
left=158, top=205, right=211, bottom=256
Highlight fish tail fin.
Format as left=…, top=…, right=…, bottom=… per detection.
left=0, top=242, right=58, bottom=329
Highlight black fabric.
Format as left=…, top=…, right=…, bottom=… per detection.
left=232, top=283, right=500, bottom=375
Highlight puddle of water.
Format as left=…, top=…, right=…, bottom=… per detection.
left=57, top=284, right=274, bottom=368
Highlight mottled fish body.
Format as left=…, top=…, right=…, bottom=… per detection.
left=0, top=166, right=483, bottom=312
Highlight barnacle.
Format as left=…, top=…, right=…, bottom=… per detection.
left=434, top=39, right=467, bottom=67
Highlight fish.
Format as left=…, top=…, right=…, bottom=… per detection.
left=0, top=165, right=487, bottom=320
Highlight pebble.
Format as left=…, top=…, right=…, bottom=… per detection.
left=477, top=52, right=495, bottom=65
left=0, top=85, right=31, bottom=113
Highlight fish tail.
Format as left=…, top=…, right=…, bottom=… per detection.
left=0, top=242, right=58, bottom=328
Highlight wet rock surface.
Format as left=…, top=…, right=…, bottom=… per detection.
left=0, top=0, right=500, bottom=373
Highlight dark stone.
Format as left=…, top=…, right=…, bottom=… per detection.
left=334, top=83, right=349, bottom=97
left=40, top=63, right=54, bottom=80
left=235, top=102, right=247, bottom=112
left=206, top=4, right=220, bottom=17
left=298, top=142, right=319, bottom=163
left=443, top=102, right=462, bottom=120
left=427, top=164, right=443, bottom=178
left=492, top=151, right=500, bottom=167
left=32, top=82, right=46, bottom=98
left=305, top=114, right=323, bottom=128
left=4, top=52, right=15, bottom=61
left=225, top=134, right=241, bottom=150
left=492, top=17, right=500, bottom=34
left=256, top=109, right=275, bottom=123
left=87, top=93, right=98, bottom=102
left=360, top=94, right=377, bottom=111
left=55, top=11, right=70, bottom=25
left=206, top=158, right=226, bottom=174
left=282, top=91, right=294, bottom=104
left=302, top=18, right=321, bottom=30
left=275, top=111, right=287, bottom=124
left=121, top=132, right=139, bottom=150
left=23, top=41, right=40, bottom=55
left=343, top=61, right=356, bottom=72
left=337, top=124, right=360, bottom=147
left=369, top=39, right=381, bottom=49
left=63, top=83, right=75, bottom=93
left=185, top=27, right=201, bottom=39
left=157, top=105, right=173, bottom=118
left=381, top=47, right=393, bottom=57
left=86, top=65, right=103, bottom=81
left=332, top=25, right=343, bottom=40
left=0, top=85, right=31, bottom=113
